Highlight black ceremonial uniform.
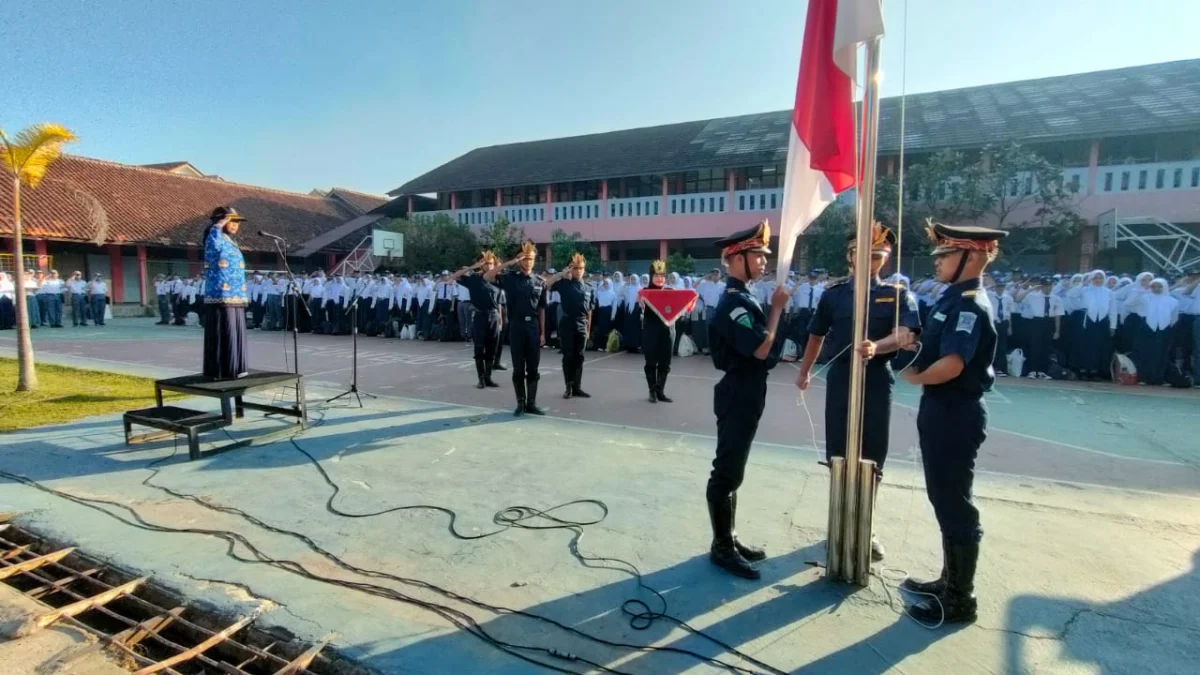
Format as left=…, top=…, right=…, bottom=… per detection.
left=808, top=276, right=920, bottom=472
left=551, top=278, right=596, bottom=398
left=461, top=273, right=503, bottom=388
left=903, top=221, right=1007, bottom=626
left=705, top=219, right=776, bottom=580
left=498, top=270, right=546, bottom=415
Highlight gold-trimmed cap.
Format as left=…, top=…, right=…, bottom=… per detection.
left=847, top=222, right=896, bottom=253
left=925, top=218, right=1007, bottom=257
left=715, top=219, right=772, bottom=257
left=650, top=259, right=666, bottom=275
left=517, top=241, right=538, bottom=260
left=569, top=252, right=586, bottom=269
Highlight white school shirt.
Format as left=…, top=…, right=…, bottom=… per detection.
left=69, top=279, right=87, bottom=295
left=0, top=278, right=12, bottom=300
left=88, top=280, right=108, bottom=296
left=790, top=282, right=823, bottom=311
left=458, top=283, right=471, bottom=302
left=1021, top=290, right=1064, bottom=318
left=39, top=279, right=63, bottom=295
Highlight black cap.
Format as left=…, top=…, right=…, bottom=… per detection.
left=714, top=220, right=772, bottom=256
left=210, top=206, right=246, bottom=222
left=846, top=223, right=897, bottom=252
left=807, top=269, right=819, bottom=278
left=926, top=221, right=1006, bottom=256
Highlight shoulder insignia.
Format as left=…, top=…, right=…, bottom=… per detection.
left=962, top=290, right=977, bottom=297
left=956, top=312, right=978, bottom=333
left=874, top=296, right=895, bottom=303
left=729, top=306, right=753, bottom=328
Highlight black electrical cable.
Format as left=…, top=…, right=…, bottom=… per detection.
left=2, top=401, right=788, bottom=675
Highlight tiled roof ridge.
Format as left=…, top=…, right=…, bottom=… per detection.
left=65, top=154, right=337, bottom=203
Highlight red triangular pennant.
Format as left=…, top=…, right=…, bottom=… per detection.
left=638, top=289, right=698, bottom=327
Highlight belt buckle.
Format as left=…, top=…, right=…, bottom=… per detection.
left=524, top=316, right=533, bottom=322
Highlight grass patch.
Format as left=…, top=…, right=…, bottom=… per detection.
left=0, top=358, right=182, bottom=432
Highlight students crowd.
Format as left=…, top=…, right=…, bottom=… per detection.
left=0, top=269, right=111, bottom=329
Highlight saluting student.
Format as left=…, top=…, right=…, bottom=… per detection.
left=452, top=251, right=504, bottom=389
left=640, top=260, right=675, bottom=403
left=546, top=253, right=596, bottom=398
left=484, top=241, right=548, bottom=416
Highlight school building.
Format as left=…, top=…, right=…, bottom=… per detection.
left=389, top=58, right=1200, bottom=274
left=0, top=156, right=391, bottom=313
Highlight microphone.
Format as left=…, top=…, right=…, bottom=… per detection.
left=258, top=230, right=285, bottom=241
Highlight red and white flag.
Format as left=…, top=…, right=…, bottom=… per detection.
left=776, top=0, right=885, bottom=277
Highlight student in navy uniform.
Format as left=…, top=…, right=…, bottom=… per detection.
left=796, top=223, right=920, bottom=561
left=706, top=220, right=791, bottom=579
left=640, top=260, right=676, bottom=403
left=484, top=241, right=547, bottom=416
left=545, top=253, right=596, bottom=398
left=900, top=221, right=1007, bottom=625
left=452, top=251, right=504, bottom=389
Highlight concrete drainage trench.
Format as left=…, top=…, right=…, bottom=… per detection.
left=0, top=517, right=372, bottom=675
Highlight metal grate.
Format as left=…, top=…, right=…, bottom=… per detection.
left=0, top=516, right=357, bottom=675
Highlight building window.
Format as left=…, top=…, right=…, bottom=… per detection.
left=653, top=201, right=659, bottom=215
left=1024, top=175, right=1033, bottom=195
left=1138, top=170, right=1148, bottom=190
left=734, top=163, right=787, bottom=189
left=671, top=200, right=677, bottom=214
left=739, top=195, right=745, bottom=210
left=759, top=194, right=766, bottom=209
left=669, top=168, right=726, bottom=195
left=1174, top=168, right=1183, bottom=188
left=719, top=197, right=724, bottom=211
left=609, top=175, right=661, bottom=198
left=1120, top=171, right=1130, bottom=191
left=1193, top=167, right=1200, bottom=187
left=1155, top=169, right=1165, bottom=189
left=1104, top=172, right=1113, bottom=192
left=769, top=193, right=777, bottom=209
left=437, top=192, right=452, bottom=209
left=1068, top=174, right=1081, bottom=192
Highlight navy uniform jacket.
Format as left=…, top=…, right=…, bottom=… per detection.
left=460, top=273, right=502, bottom=312
left=498, top=270, right=546, bottom=325
left=809, top=277, right=920, bottom=368
left=710, top=278, right=779, bottom=374
left=913, top=278, right=997, bottom=399
left=550, top=279, right=596, bottom=330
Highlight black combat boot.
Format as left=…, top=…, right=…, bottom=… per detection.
left=909, top=541, right=978, bottom=625
left=493, top=361, right=507, bottom=371
left=901, top=537, right=948, bottom=595
left=525, top=379, right=546, bottom=415
left=475, top=359, right=487, bottom=389
left=513, top=377, right=527, bottom=417
left=645, top=368, right=658, bottom=403
left=655, top=370, right=673, bottom=403
left=708, top=497, right=760, bottom=580
left=563, top=364, right=574, bottom=399
left=730, top=493, right=766, bottom=562
left=483, top=363, right=499, bottom=388
left=572, top=367, right=591, bottom=398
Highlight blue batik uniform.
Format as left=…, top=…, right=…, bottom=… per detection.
left=203, top=226, right=248, bottom=306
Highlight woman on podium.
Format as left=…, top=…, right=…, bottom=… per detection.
left=203, top=206, right=250, bottom=379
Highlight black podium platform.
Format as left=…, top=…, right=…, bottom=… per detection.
left=125, top=371, right=307, bottom=460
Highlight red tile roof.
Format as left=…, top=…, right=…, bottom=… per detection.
left=0, top=155, right=366, bottom=253
left=327, top=188, right=389, bottom=215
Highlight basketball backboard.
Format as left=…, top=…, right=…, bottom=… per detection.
left=1097, top=209, right=1118, bottom=251
left=372, top=229, right=404, bottom=258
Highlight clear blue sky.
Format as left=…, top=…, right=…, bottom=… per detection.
left=8, top=0, right=1198, bottom=197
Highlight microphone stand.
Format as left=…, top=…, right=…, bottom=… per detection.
left=268, top=237, right=309, bottom=376
left=324, top=289, right=378, bottom=407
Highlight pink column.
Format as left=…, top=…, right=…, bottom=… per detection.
left=661, top=176, right=669, bottom=216
left=659, top=239, right=668, bottom=261
left=1086, top=140, right=1100, bottom=196
left=726, top=170, right=735, bottom=214
left=546, top=185, right=554, bottom=222
left=186, top=247, right=201, bottom=277
left=136, top=246, right=148, bottom=305
left=327, top=253, right=337, bottom=270
left=601, top=180, right=609, bottom=219
left=450, top=192, right=457, bottom=220
left=544, top=245, right=552, bottom=270
left=406, top=196, right=414, bottom=216
left=34, top=240, right=49, bottom=272
left=599, top=242, right=609, bottom=264
left=108, top=244, right=124, bottom=303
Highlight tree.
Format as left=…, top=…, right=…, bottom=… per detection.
left=1, top=123, right=77, bottom=392
left=474, top=216, right=523, bottom=261
left=666, top=251, right=695, bottom=275
left=548, top=229, right=598, bottom=270
left=802, top=204, right=856, bottom=275
left=901, top=144, right=1084, bottom=257
left=381, top=215, right=478, bottom=273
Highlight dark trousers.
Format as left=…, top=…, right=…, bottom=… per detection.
left=495, top=314, right=508, bottom=368
left=824, top=361, right=893, bottom=472
left=917, top=393, right=987, bottom=544
left=73, top=294, right=88, bottom=326
left=1025, top=317, right=1054, bottom=374
left=707, top=370, right=768, bottom=502
left=473, top=310, right=501, bottom=364
left=546, top=303, right=560, bottom=347
left=309, top=297, right=325, bottom=333
left=157, top=294, right=170, bottom=323
left=91, top=295, right=107, bottom=325
left=559, top=319, right=587, bottom=391
left=1134, top=325, right=1172, bottom=385
left=373, top=301, right=390, bottom=335
left=993, top=320, right=1009, bottom=374
left=1074, top=317, right=1112, bottom=375
left=643, top=317, right=673, bottom=388
left=509, top=319, right=541, bottom=402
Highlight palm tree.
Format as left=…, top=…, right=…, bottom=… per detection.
left=1, top=124, right=77, bottom=392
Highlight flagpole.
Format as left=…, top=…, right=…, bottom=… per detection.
left=833, top=34, right=884, bottom=586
